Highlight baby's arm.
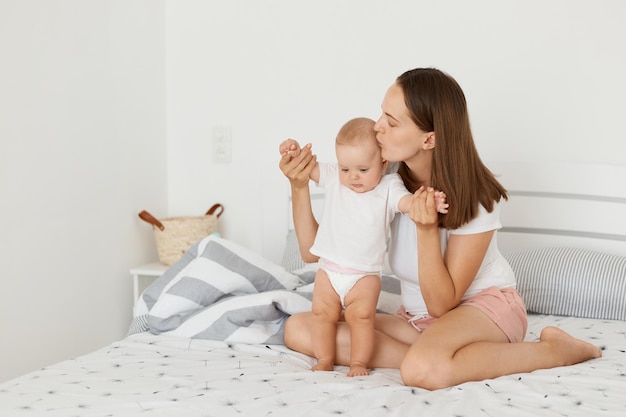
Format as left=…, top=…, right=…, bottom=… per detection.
left=397, top=190, right=449, bottom=214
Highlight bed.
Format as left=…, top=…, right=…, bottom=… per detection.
left=1, top=161, right=625, bottom=417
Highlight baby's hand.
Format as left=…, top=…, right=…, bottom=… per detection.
left=279, top=139, right=302, bottom=158
left=434, top=191, right=449, bottom=214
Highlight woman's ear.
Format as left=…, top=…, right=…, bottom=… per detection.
left=423, top=132, right=436, bottom=150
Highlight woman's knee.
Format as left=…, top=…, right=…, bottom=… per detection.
left=400, top=351, right=455, bottom=390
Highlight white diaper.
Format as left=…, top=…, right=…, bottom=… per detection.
left=319, top=260, right=380, bottom=307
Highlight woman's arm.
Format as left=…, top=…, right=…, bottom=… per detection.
left=279, top=143, right=320, bottom=263
left=419, top=229, right=493, bottom=317
left=409, top=187, right=492, bottom=317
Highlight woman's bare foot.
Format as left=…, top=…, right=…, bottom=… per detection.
left=347, top=364, right=370, bottom=377
left=312, top=360, right=334, bottom=372
left=540, top=326, right=602, bottom=366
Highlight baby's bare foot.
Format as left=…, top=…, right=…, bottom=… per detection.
left=312, top=360, right=334, bottom=372
left=540, top=326, right=602, bottom=366
left=347, top=364, right=370, bottom=377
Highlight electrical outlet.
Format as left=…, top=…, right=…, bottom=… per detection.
left=213, top=126, right=231, bottom=163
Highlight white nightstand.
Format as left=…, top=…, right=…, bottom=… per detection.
left=130, top=262, right=168, bottom=305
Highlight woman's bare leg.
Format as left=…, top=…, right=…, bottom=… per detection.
left=400, top=306, right=603, bottom=390
left=285, top=311, right=418, bottom=369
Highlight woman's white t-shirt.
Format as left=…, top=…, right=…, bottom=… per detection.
left=388, top=202, right=516, bottom=317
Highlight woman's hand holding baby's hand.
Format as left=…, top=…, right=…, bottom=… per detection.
left=279, top=139, right=302, bottom=158
left=279, top=142, right=316, bottom=188
left=409, top=186, right=448, bottom=227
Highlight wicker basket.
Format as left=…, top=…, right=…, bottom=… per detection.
left=138, top=204, right=224, bottom=265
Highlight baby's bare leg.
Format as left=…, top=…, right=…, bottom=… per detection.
left=311, top=269, right=342, bottom=371
left=343, top=275, right=382, bottom=376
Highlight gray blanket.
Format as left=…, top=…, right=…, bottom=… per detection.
left=128, top=234, right=401, bottom=344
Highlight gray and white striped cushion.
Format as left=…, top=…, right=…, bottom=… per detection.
left=504, top=247, right=626, bottom=321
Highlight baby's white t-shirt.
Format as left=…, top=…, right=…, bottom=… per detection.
left=310, top=163, right=411, bottom=273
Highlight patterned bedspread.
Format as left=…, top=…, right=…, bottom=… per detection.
left=1, top=314, right=624, bottom=417
left=3, top=235, right=624, bottom=416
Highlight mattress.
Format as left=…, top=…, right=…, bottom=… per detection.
left=1, top=314, right=624, bottom=417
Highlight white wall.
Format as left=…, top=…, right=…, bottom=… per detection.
left=165, top=0, right=626, bottom=264
left=0, top=1, right=167, bottom=382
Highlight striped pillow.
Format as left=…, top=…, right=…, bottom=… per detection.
left=280, top=230, right=310, bottom=272
left=504, top=247, right=626, bottom=321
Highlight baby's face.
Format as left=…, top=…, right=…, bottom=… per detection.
left=336, top=143, right=385, bottom=193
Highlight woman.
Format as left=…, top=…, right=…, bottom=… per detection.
left=279, top=68, right=601, bottom=390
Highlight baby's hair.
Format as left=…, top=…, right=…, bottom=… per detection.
left=335, top=117, right=377, bottom=147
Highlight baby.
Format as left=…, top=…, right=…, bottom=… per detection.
left=280, top=117, right=447, bottom=376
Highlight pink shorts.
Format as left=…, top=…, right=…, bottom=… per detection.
left=396, top=287, right=528, bottom=343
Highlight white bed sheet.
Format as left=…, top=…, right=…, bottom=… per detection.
left=1, top=314, right=624, bottom=417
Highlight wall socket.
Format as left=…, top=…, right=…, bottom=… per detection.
left=212, top=126, right=231, bottom=163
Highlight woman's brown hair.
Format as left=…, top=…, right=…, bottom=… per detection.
left=396, top=68, right=508, bottom=229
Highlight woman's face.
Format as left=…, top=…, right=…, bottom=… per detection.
left=374, top=83, right=429, bottom=163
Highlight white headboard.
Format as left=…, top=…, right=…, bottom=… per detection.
left=287, top=161, right=626, bottom=257
left=487, top=161, right=626, bottom=257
